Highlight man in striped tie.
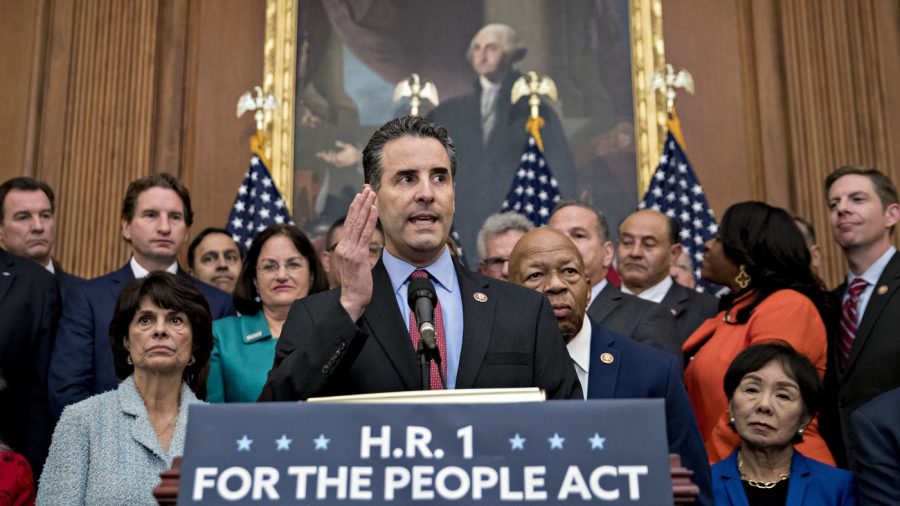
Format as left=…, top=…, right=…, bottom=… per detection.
left=822, top=165, right=900, bottom=469
left=259, top=116, right=581, bottom=401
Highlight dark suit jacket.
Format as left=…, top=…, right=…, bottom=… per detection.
left=427, top=71, right=576, bottom=255
left=660, top=281, right=719, bottom=345
left=587, top=283, right=682, bottom=364
left=48, top=263, right=235, bottom=417
left=52, top=261, right=84, bottom=300
left=0, top=249, right=59, bottom=476
left=712, top=450, right=856, bottom=506
left=823, top=251, right=900, bottom=467
left=850, top=385, right=900, bottom=505
left=259, top=260, right=581, bottom=401
left=585, top=317, right=711, bottom=506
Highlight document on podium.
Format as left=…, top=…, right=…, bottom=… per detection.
left=307, top=387, right=546, bottom=404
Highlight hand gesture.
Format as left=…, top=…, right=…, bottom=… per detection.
left=336, top=186, right=379, bottom=321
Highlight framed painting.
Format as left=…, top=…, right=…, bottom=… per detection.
left=263, top=0, right=666, bottom=253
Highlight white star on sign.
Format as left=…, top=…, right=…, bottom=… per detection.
left=251, top=171, right=258, bottom=181
left=275, top=435, right=292, bottom=451
left=258, top=208, right=271, bottom=219
left=231, top=217, right=243, bottom=229
left=509, top=433, right=526, bottom=450
left=524, top=203, right=534, bottom=214
left=548, top=433, right=565, bottom=450
left=313, top=434, right=330, bottom=450
left=233, top=201, right=245, bottom=212
left=260, top=192, right=271, bottom=203
left=589, top=433, right=606, bottom=450
left=262, top=177, right=272, bottom=188
left=274, top=215, right=285, bottom=224
left=251, top=156, right=260, bottom=167
left=238, top=184, right=248, bottom=196
left=236, top=435, right=253, bottom=451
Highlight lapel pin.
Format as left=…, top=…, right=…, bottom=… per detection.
left=1, top=272, right=9, bottom=276
left=877, top=285, right=888, bottom=295
left=670, top=308, right=677, bottom=316
left=474, top=292, right=488, bottom=302
left=600, top=352, right=614, bottom=364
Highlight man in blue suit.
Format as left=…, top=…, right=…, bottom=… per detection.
left=508, top=227, right=712, bottom=505
left=48, top=174, right=234, bottom=417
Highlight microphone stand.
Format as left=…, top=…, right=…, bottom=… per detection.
left=417, top=340, right=433, bottom=391
left=416, top=338, right=444, bottom=391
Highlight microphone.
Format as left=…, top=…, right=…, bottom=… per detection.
left=407, top=277, right=439, bottom=361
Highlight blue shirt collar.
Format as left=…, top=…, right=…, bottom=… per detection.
left=382, top=246, right=456, bottom=295
left=850, top=246, right=896, bottom=286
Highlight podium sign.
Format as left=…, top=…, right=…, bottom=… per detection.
left=178, top=400, right=672, bottom=504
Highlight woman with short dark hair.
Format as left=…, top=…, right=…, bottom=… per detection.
left=712, top=342, right=855, bottom=505
left=682, top=201, right=835, bottom=465
left=38, top=272, right=212, bottom=504
left=206, top=224, right=328, bottom=402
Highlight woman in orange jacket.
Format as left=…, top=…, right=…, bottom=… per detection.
left=683, top=201, right=836, bottom=466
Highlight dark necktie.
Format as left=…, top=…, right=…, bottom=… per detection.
left=408, top=269, right=447, bottom=389
left=838, top=278, right=868, bottom=372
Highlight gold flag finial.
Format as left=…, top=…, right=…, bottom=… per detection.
left=511, top=71, right=558, bottom=121
left=393, top=74, right=440, bottom=117
left=651, top=64, right=694, bottom=115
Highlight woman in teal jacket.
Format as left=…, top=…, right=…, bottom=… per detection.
left=206, top=224, right=328, bottom=402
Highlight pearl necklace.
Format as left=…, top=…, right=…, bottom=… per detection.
left=738, top=451, right=790, bottom=489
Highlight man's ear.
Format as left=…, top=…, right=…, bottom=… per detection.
left=601, top=241, right=614, bottom=268
left=884, top=202, right=900, bottom=229
left=121, top=220, right=132, bottom=242
left=669, top=243, right=683, bottom=267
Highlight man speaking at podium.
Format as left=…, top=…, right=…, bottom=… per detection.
left=259, top=116, right=580, bottom=401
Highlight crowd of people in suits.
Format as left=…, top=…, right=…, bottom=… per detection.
left=0, top=114, right=898, bottom=505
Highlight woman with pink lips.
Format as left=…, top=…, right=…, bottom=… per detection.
left=682, top=202, right=836, bottom=466
left=206, top=224, right=328, bottom=403
left=712, top=342, right=855, bottom=505
left=38, top=272, right=213, bottom=505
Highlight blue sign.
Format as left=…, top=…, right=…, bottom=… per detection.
left=178, top=400, right=672, bottom=504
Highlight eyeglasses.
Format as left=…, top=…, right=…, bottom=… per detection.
left=481, top=257, right=509, bottom=271
left=257, top=259, right=307, bottom=274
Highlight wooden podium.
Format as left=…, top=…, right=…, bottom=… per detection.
left=154, top=454, right=700, bottom=504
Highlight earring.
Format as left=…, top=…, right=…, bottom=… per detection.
left=728, top=417, right=735, bottom=428
left=734, top=265, right=751, bottom=290
left=798, top=427, right=805, bottom=437
left=188, top=355, right=196, bottom=366
left=126, top=356, right=134, bottom=365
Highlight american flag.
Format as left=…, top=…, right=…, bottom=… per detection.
left=500, top=135, right=561, bottom=226
left=226, top=155, right=292, bottom=251
left=639, top=127, right=718, bottom=291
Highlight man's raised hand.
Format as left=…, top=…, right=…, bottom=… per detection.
left=336, top=186, right=379, bottom=321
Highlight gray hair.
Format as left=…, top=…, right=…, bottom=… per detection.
left=552, top=200, right=610, bottom=242
left=477, top=212, right=534, bottom=261
left=465, top=23, right=527, bottom=64
left=362, top=116, right=457, bottom=192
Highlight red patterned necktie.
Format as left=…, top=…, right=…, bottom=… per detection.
left=838, top=278, right=868, bottom=373
left=408, top=269, right=447, bottom=389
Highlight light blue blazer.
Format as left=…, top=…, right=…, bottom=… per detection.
left=712, top=450, right=856, bottom=505
left=207, top=312, right=276, bottom=403
left=37, top=376, right=201, bottom=505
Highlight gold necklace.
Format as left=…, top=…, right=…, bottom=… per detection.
left=738, top=450, right=790, bottom=489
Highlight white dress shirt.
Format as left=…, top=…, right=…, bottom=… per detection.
left=621, top=276, right=673, bottom=303
left=566, top=317, right=593, bottom=400
left=129, top=257, right=178, bottom=278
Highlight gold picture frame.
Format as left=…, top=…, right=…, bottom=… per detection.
left=263, top=0, right=667, bottom=212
